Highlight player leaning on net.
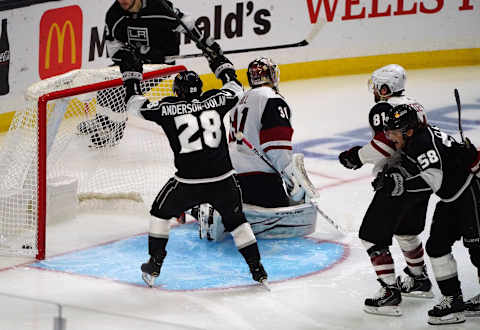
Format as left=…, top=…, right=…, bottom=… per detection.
left=339, top=65, right=434, bottom=316
left=125, top=51, right=269, bottom=289
left=77, top=0, right=220, bottom=148
left=375, top=104, right=480, bottom=325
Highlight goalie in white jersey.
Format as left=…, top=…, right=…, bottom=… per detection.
left=196, top=57, right=317, bottom=241
left=229, top=57, right=302, bottom=207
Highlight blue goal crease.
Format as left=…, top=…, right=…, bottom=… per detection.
left=30, top=223, right=347, bottom=291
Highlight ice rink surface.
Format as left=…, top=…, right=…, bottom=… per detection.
left=1, top=65, right=480, bottom=329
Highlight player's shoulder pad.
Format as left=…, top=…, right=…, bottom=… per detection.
left=250, top=86, right=279, bottom=98
left=262, top=96, right=292, bottom=127
left=406, top=126, right=434, bottom=155
left=368, top=102, right=393, bottom=132
left=146, top=0, right=175, bottom=15
left=370, top=101, right=393, bottom=114
left=106, top=2, right=124, bottom=24
left=139, top=96, right=179, bottom=111
left=202, top=88, right=237, bottom=100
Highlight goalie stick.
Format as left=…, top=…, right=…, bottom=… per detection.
left=235, top=132, right=344, bottom=234
left=165, top=18, right=326, bottom=62
left=454, top=88, right=465, bottom=143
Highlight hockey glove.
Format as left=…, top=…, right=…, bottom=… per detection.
left=339, top=146, right=363, bottom=170
left=372, top=168, right=404, bottom=197
left=198, top=36, right=223, bottom=60
left=208, top=55, right=238, bottom=84
left=112, top=47, right=144, bottom=103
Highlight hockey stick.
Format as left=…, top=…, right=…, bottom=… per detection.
left=454, top=88, right=465, bottom=143
left=236, top=132, right=344, bottom=234
left=165, top=19, right=326, bottom=62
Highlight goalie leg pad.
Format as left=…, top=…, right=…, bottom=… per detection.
left=197, top=204, right=227, bottom=242
left=244, top=202, right=317, bottom=239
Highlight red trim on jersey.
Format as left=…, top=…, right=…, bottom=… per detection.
left=260, top=126, right=293, bottom=145
left=470, top=149, right=480, bottom=172
left=263, top=145, right=292, bottom=153
left=370, top=140, right=391, bottom=157
left=371, top=131, right=394, bottom=157
left=373, top=131, right=394, bottom=148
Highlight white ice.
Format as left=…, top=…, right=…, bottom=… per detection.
left=1, top=65, right=480, bottom=330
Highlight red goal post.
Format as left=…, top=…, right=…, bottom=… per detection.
left=0, top=64, right=186, bottom=260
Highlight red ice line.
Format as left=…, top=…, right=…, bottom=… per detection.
left=307, top=170, right=372, bottom=191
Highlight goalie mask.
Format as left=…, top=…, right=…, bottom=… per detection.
left=173, top=71, right=203, bottom=100
left=247, top=57, right=280, bottom=90
left=368, top=64, right=406, bottom=99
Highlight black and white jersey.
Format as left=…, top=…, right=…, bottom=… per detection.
left=105, top=0, right=181, bottom=62
left=359, top=95, right=427, bottom=166
left=229, top=86, right=293, bottom=174
left=138, top=81, right=243, bottom=183
left=402, top=126, right=475, bottom=202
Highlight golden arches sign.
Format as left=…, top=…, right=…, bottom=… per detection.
left=44, top=20, right=77, bottom=69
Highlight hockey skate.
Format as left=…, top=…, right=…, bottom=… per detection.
left=465, top=293, right=480, bottom=317
left=364, top=278, right=402, bottom=316
left=247, top=259, right=270, bottom=291
left=140, top=252, right=166, bottom=288
left=427, top=294, right=465, bottom=325
left=400, top=266, right=434, bottom=298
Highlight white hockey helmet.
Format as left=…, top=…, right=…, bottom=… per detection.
left=368, top=64, right=406, bottom=97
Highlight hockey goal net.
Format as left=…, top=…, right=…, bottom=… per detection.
left=0, top=64, right=186, bottom=260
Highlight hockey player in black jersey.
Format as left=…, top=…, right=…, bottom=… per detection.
left=126, top=54, right=269, bottom=289
left=78, top=0, right=221, bottom=148
left=376, top=103, right=480, bottom=325
left=339, top=65, right=433, bottom=317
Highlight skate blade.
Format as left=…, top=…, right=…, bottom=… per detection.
left=142, top=272, right=157, bottom=288
left=402, top=290, right=434, bottom=299
left=465, top=310, right=480, bottom=317
left=428, top=312, right=465, bottom=325
left=363, top=305, right=402, bottom=316
left=259, top=279, right=271, bottom=291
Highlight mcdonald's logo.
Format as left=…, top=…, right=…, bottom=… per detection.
left=39, top=5, right=83, bottom=79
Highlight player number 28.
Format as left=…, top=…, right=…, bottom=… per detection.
left=417, top=150, right=439, bottom=169
left=174, top=111, right=222, bottom=153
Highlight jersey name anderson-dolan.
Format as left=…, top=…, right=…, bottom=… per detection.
left=160, top=96, right=227, bottom=116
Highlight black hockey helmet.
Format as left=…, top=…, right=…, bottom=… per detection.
left=173, top=71, right=203, bottom=100
left=384, top=104, right=420, bottom=133
left=247, top=57, right=280, bottom=90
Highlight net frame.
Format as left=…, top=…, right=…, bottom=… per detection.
left=2, top=65, right=186, bottom=260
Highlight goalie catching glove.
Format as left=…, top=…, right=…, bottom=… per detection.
left=372, top=167, right=404, bottom=197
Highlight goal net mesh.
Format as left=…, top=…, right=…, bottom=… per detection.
left=0, top=64, right=185, bottom=258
